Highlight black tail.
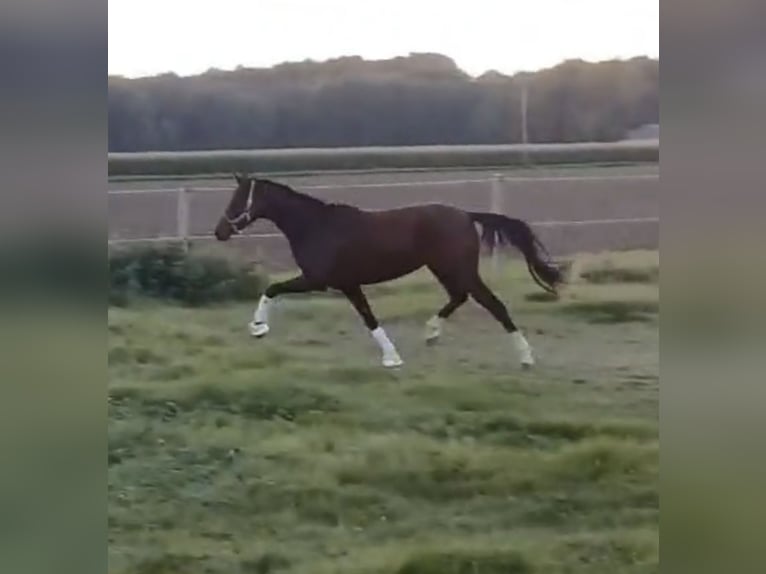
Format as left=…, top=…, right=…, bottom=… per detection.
left=470, top=212, right=563, bottom=294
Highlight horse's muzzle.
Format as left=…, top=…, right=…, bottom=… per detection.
left=214, top=219, right=233, bottom=241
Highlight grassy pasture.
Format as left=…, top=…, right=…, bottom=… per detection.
left=108, top=251, right=658, bottom=574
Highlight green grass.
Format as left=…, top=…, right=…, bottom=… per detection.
left=109, top=251, right=658, bottom=574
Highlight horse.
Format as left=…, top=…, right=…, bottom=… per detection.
left=214, top=174, right=563, bottom=368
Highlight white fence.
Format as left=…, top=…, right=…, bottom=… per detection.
left=107, top=173, right=659, bottom=252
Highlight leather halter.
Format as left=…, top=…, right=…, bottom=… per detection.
left=225, top=179, right=255, bottom=233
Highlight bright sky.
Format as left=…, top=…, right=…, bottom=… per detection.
left=109, top=0, right=658, bottom=78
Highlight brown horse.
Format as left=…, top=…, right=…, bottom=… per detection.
left=214, top=174, right=563, bottom=368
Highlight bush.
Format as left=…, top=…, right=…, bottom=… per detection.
left=109, top=244, right=265, bottom=306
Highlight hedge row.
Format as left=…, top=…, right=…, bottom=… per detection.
left=109, top=244, right=266, bottom=306
left=109, top=141, right=658, bottom=177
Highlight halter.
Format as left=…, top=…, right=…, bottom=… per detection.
left=225, top=179, right=255, bottom=233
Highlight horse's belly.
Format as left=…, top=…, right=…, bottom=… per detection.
left=358, top=258, right=424, bottom=285
left=300, top=206, right=469, bottom=288
left=329, top=244, right=425, bottom=286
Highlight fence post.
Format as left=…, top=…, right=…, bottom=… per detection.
left=177, top=187, right=190, bottom=252
left=490, top=174, right=504, bottom=273
left=520, top=81, right=530, bottom=166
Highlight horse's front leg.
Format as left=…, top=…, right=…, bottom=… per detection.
left=249, top=275, right=318, bottom=337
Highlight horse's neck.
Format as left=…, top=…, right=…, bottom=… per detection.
left=266, top=190, right=327, bottom=243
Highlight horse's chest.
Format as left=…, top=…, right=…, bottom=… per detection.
left=288, top=233, right=344, bottom=279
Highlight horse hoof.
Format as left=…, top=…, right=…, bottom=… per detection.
left=521, top=361, right=534, bottom=370
left=249, top=321, right=270, bottom=338
left=382, top=356, right=404, bottom=368
left=425, top=317, right=442, bottom=345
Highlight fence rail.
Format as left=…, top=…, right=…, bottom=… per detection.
left=109, top=140, right=659, bottom=177
left=108, top=173, right=659, bottom=249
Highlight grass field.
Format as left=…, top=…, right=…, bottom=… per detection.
left=108, top=251, right=659, bottom=574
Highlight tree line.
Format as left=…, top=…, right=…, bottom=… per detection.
left=108, top=53, right=658, bottom=152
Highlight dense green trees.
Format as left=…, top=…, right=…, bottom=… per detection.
left=108, top=53, right=658, bottom=152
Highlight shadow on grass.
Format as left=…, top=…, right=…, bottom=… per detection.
left=398, top=549, right=533, bottom=574
left=559, top=300, right=658, bottom=324
left=524, top=291, right=560, bottom=303
left=466, top=414, right=657, bottom=445
left=580, top=265, right=658, bottom=285
left=180, top=380, right=343, bottom=421
left=110, top=378, right=344, bottom=422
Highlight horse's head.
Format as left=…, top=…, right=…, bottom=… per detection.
left=214, top=174, right=268, bottom=240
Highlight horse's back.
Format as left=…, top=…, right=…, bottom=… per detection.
left=360, top=202, right=478, bottom=262
left=361, top=202, right=472, bottom=231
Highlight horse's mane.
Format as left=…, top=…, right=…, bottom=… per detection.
left=260, top=178, right=327, bottom=206
left=260, top=178, right=358, bottom=213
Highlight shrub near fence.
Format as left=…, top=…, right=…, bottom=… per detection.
left=109, top=245, right=266, bottom=306
left=109, top=141, right=659, bottom=177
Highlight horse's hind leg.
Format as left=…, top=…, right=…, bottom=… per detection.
left=468, top=276, right=535, bottom=368
left=425, top=267, right=469, bottom=344
left=341, top=285, right=403, bottom=368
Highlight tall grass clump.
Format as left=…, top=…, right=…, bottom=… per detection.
left=109, top=244, right=265, bottom=306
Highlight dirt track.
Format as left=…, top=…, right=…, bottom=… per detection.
left=108, top=165, right=658, bottom=270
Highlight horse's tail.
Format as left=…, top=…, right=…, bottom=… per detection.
left=469, top=212, right=563, bottom=294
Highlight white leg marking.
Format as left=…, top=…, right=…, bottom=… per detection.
left=249, top=295, right=272, bottom=337
left=425, top=315, right=443, bottom=343
left=511, top=331, right=535, bottom=368
left=371, top=326, right=403, bottom=368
